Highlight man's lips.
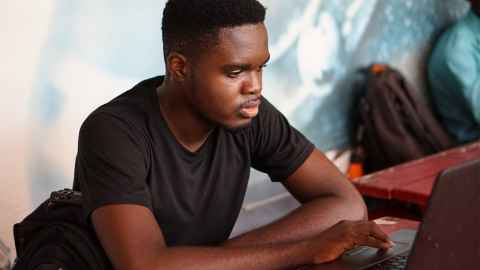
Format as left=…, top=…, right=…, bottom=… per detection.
left=241, top=98, right=261, bottom=108
left=239, top=98, right=261, bottom=118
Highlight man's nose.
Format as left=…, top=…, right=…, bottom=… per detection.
left=242, top=71, right=262, bottom=95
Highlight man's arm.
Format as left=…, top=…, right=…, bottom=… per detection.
left=92, top=204, right=312, bottom=270
left=224, top=148, right=367, bottom=248
left=92, top=203, right=389, bottom=270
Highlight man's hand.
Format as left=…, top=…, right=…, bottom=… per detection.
left=92, top=204, right=393, bottom=270
left=226, top=149, right=369, bottom=248
left=306, top=220, right=393, bottom=264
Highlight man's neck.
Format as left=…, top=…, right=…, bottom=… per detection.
left=156, top=81, right=215, bottom=153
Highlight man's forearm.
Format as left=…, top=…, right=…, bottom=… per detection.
left=138, top=241, right=313, bottom=270
left=224, top=195, right=367, bottom=248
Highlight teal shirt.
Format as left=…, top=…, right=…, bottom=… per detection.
left=428, top=10, right=480, bottom=144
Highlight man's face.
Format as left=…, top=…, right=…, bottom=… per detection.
left=185, top=23, right=270, bottom=129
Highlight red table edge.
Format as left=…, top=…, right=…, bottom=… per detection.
left=391, top=178, right=435, bottom=207
left=354, top=141, right=480, bottom=184
left=352, top=141, right=480, bottom=202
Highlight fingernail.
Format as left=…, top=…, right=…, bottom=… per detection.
left=389, top=240, right=395, bottom=247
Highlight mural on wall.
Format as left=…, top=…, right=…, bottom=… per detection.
left=261, top=0, right=468, bottom=149
left=29, top=0, right=469, bottom=205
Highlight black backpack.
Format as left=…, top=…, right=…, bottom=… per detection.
left=12, top=189, right=112, bottom=270
left=354, top=64, right=454, bottom=173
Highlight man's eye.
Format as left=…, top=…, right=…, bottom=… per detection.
left=228, top=70, right=242, bottom=77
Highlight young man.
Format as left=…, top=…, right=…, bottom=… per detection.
left=73, top=0, right=392, bottom=269
left=428, top=0, right=480, bottom=144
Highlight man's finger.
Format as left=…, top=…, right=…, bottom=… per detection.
left=359, top=235, right=394, bottom=250
left=368, top=223, right=391, bottom=243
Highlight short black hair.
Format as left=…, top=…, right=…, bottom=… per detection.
left=162, top=0, right=266, bottom=60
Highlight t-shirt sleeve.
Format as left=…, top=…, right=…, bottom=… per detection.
left=74, top=112, right=152, bottom=218
left=250, top=97, right=314, bottom=182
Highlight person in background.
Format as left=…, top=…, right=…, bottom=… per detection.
left=428, top=0, right=480, bottom=144
left=73, top=1, right=393, bottom=269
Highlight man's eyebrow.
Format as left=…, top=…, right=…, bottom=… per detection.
left=222, top=63, right=251, bottom=71
left=222, top=55, right=271, bottom=71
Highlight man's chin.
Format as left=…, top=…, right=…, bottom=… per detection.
left=223, top=119, right=253, bottom=133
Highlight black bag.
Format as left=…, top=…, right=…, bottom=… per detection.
left=355, top=64, right=454, bottom=173
left=12, top=189, right=112, bottom=270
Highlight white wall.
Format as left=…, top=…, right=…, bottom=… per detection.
left=1, top=1, right=56, bottom=260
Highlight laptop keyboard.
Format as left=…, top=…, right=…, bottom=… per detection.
left=369, top=254, right=409, bottom=270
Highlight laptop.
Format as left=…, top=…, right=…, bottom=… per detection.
left=307, top=158, right=480, bottom=270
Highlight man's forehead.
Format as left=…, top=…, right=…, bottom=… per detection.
left=218, top=23, right=267, bottom=43
left=214, top=23, right=269, bottom=61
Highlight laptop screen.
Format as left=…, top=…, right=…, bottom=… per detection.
left=406, top=159, right=480, bottom=270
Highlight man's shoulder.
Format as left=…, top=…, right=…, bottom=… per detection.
left=430, top=19, right=477, bottom=76
left=95, top=76, right=161, bottom=118
left=81, top=76, right=163, bottom=135
left=439, top=13, right=478, bottom=52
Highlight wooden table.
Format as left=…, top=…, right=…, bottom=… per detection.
left=354, top=141, right=480, bottom=207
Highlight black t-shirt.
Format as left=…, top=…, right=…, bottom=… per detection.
left=73, top=76, right=314, bottom=246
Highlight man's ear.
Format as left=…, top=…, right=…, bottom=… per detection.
left=166, top=52, right=189, bottom=82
